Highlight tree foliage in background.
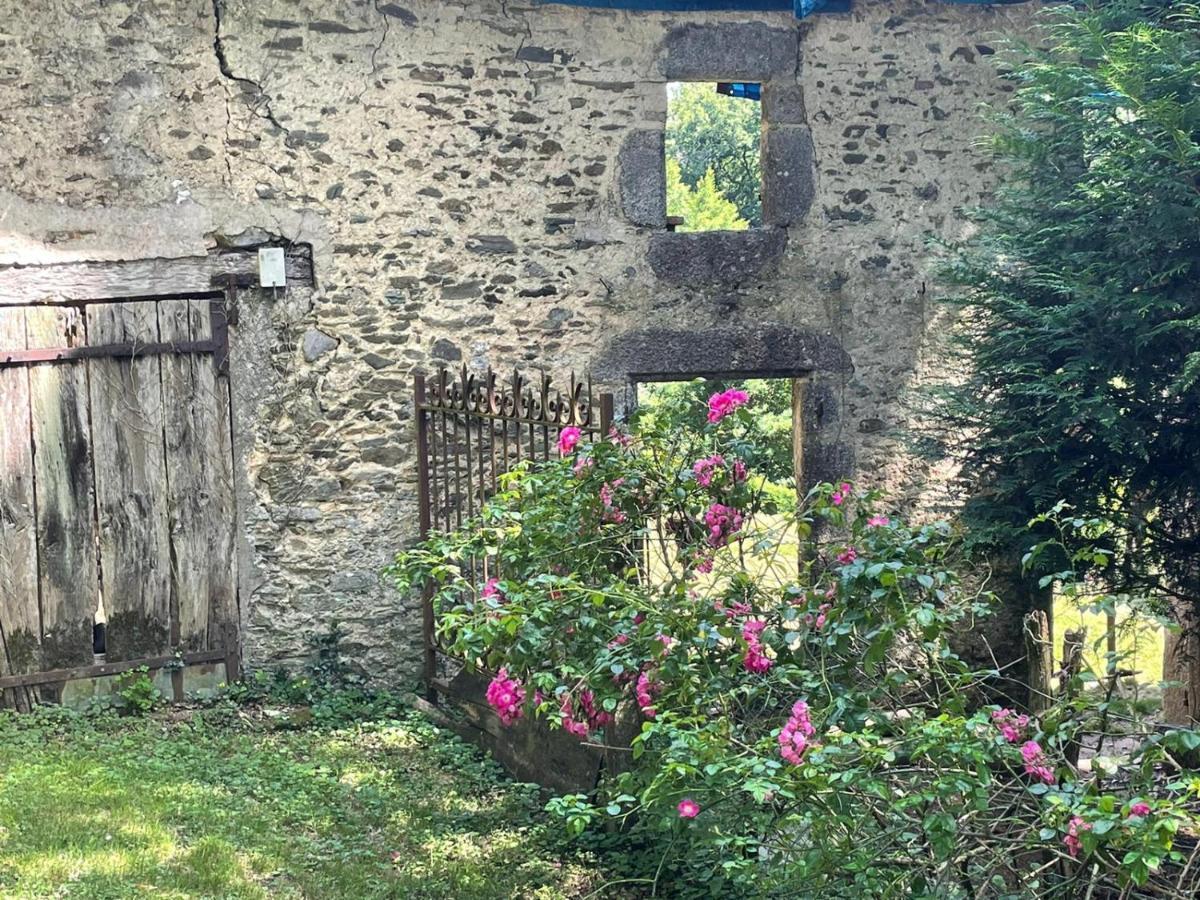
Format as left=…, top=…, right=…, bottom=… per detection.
left=638, top=377, right=792, bottom=484
left=926, top=2, right=1200, bottom=619
left=666, top=160, right=748, bottom=233
left=666, top=83, right=762, bottom=226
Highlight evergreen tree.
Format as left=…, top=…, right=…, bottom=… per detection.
left=667, top=159, right=749, bottom=232
left=666, top=83, right=762, bottom=225
left=927, top=1, right=1200, bottom=713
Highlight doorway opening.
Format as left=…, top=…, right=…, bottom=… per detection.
left=633, top=375, right=807, bottom=587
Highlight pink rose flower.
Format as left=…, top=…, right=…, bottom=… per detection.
left=1020, top=740, right=1055, bottom=784
left=692, top=454, right=726, bottom=488
left=742, top=620, right=774, bottom=674
left=677, top=798, right=700, bottom=819
left=704, top=503, right=744, bottom=548
left=636, top=669, right=661, bottom=719
left=607, top=426, right=632, bottom=448
left=779, top=699, right=817, bottom=765
left=557, top=426, right=582, bottom=455
left=831, top=482, right=852, bottom=506
left=867, top=515, right=890, bottom=527
left=1129, top=801, right=1152, bottom=817
left=485, top=668, right=526, bottom=727
left=1064, top=816, right=1091, bottom=858
left=707, top=388, right=749, bottom=424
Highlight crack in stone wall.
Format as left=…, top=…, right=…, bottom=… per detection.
left=211, top=0, right=289, bottom=135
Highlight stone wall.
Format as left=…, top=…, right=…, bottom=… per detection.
left=0, top=0, right=1041, bottom=682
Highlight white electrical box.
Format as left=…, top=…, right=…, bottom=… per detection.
left=258, top=247, right=286, bottom=287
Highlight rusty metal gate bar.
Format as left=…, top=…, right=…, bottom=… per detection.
left=414, top=365, right=614, bottom=701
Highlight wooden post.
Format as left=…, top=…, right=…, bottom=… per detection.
left=86, top=301, right=172, bottom=664
left=27, top=306, right=99, bottom=700
left=1024, top=610, right=1054, bottom=714
left=0, top=307, right=39, bottom=711
left=1061, top=628, right=1087, bottom=767
left=599, top=392, right=614, bottom=437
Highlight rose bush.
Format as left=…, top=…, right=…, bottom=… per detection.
left=390, top=389, right=1200, bottom=897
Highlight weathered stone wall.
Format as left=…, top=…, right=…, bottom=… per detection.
left=0, top=0, right=1041, bottom=682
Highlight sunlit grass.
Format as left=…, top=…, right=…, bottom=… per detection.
left=0, top=706, right=609, bottom=899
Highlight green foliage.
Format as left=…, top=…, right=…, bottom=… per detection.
left=666, top=83, right=761, bottom=226
left=925, top=2, right=1200, bottom=604
left=110, top=666, right=162, bottom=716
left=392, top=388, right=1200, bottom=897
left=666, top=159, right=748, bottom=232
left=0, top=703, right=607, bottom=899
left=636, top=377, right=795, bottom=485
left=220, top=621, right=403, bottom=725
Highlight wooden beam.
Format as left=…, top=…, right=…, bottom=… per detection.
left=0, top=245, right=314, bottom=305
left=0, top=649, right=227, bottom=690
left=0, top=339, right=219, bottom=367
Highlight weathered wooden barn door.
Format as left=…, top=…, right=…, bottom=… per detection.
left=0, top=296, right=237, bottom=706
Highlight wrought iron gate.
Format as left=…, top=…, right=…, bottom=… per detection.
left=413, top=365, right=613, bottom=698
left=0, top=295, right=239, bottom=707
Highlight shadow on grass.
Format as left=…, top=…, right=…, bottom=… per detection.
left=0, top=707, right=611, bottom=899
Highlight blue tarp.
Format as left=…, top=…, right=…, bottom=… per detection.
left=717, top=82, right=763, bottom=100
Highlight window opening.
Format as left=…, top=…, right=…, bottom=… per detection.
left=665, top=82, right=763, bottom=232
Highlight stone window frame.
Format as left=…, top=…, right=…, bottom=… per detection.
left=617, top=23, right=815, bottom=283
left=592, top=325, right=854, bottom=490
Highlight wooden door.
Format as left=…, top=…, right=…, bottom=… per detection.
left=0, top=296, right=237, bottom=705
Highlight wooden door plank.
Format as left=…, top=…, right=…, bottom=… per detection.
left=159, top=300, right=237, bottom=655
left=26, top=307, right=97, bottom=674
left=158, top=300, right=202, bottom=652
left=0, top=308, right=40, bottom=709
left=206, top=306, right=238, bottom=658
left=86, top=302, right=172, bottom=661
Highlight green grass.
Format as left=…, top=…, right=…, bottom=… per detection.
left=0, top=703, right=609, bottom=899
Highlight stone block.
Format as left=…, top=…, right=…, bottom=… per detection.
left=763, top=81, right=806, bottom=125
left=661, top=23, right=799, bottom=82
left=647, top=228, right=788, bottom=284
left=302, top=328, right=337, bottom=362
left=618, top=130, right=666, bottom=227
left=592, top=324, right=853, bottom=383
left=441, top=669, right=604, bottom=794
left=762, top=125, right=816, bottom=227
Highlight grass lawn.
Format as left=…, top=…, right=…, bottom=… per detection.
left=0, top=702, right=610, bottom=899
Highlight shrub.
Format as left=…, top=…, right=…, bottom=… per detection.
left=110, top=666, right=163, bottom=716
left=391, top=388, right=1200, bottom=897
